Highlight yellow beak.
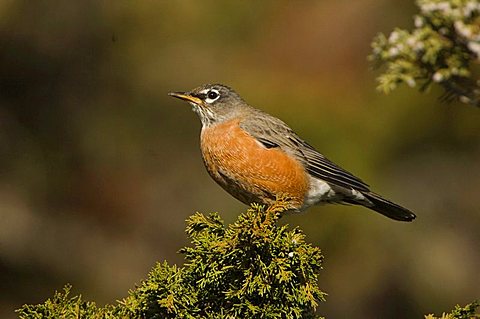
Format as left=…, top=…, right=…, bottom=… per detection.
left=168, top=92, right=203, bottom=105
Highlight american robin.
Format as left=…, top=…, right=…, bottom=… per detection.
left=169, top=84, right=416, bottom=222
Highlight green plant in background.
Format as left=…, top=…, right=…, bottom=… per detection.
left=17, top=203, right=326, bottom=319
left=370, top=0, right=480, bottom=107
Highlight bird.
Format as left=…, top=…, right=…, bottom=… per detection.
left=168, top=84, right=416, bottom=222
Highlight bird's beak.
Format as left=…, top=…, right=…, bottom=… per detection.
left=168, top=92, right=203, bottom=105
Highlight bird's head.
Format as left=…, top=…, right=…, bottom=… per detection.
left=169, top=84, right=247, bottom=126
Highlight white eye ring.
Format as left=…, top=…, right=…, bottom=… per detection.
left=205, top=89, right=220, bottom=104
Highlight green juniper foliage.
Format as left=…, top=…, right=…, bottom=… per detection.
left=18, top=203, right=326, bottom=319
left=424, top=301, right=480, bottom=319
left=15, top=285, right=103, bottom=319
left=15, top=203, right=480, bottom=318
left=370, top=0, right=480, bottom=107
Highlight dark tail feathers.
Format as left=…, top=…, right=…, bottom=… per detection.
left=361, top=192, right=416, bottom=222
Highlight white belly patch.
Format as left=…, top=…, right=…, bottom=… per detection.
left=302, top=177, right=337, bottom=209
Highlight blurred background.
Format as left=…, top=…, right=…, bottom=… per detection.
left=1, top=1, right=479, bottom=318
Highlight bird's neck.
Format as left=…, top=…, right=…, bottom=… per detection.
left=199, top=105, right=252, bottom=129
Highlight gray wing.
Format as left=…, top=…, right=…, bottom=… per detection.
left=299, top=141, right=370, bottom=192
left=240, top=111, right=370, bottom=192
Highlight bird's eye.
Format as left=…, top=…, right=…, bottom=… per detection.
left=203, top=89, right=221, bottom=104
left=207, top=90, right=219, bottom=100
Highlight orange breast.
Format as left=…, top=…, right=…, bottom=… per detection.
left=200, top=119, right=309, bottom=209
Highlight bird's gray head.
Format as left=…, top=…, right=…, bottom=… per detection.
left=168, top=84, right=248, bottom=126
